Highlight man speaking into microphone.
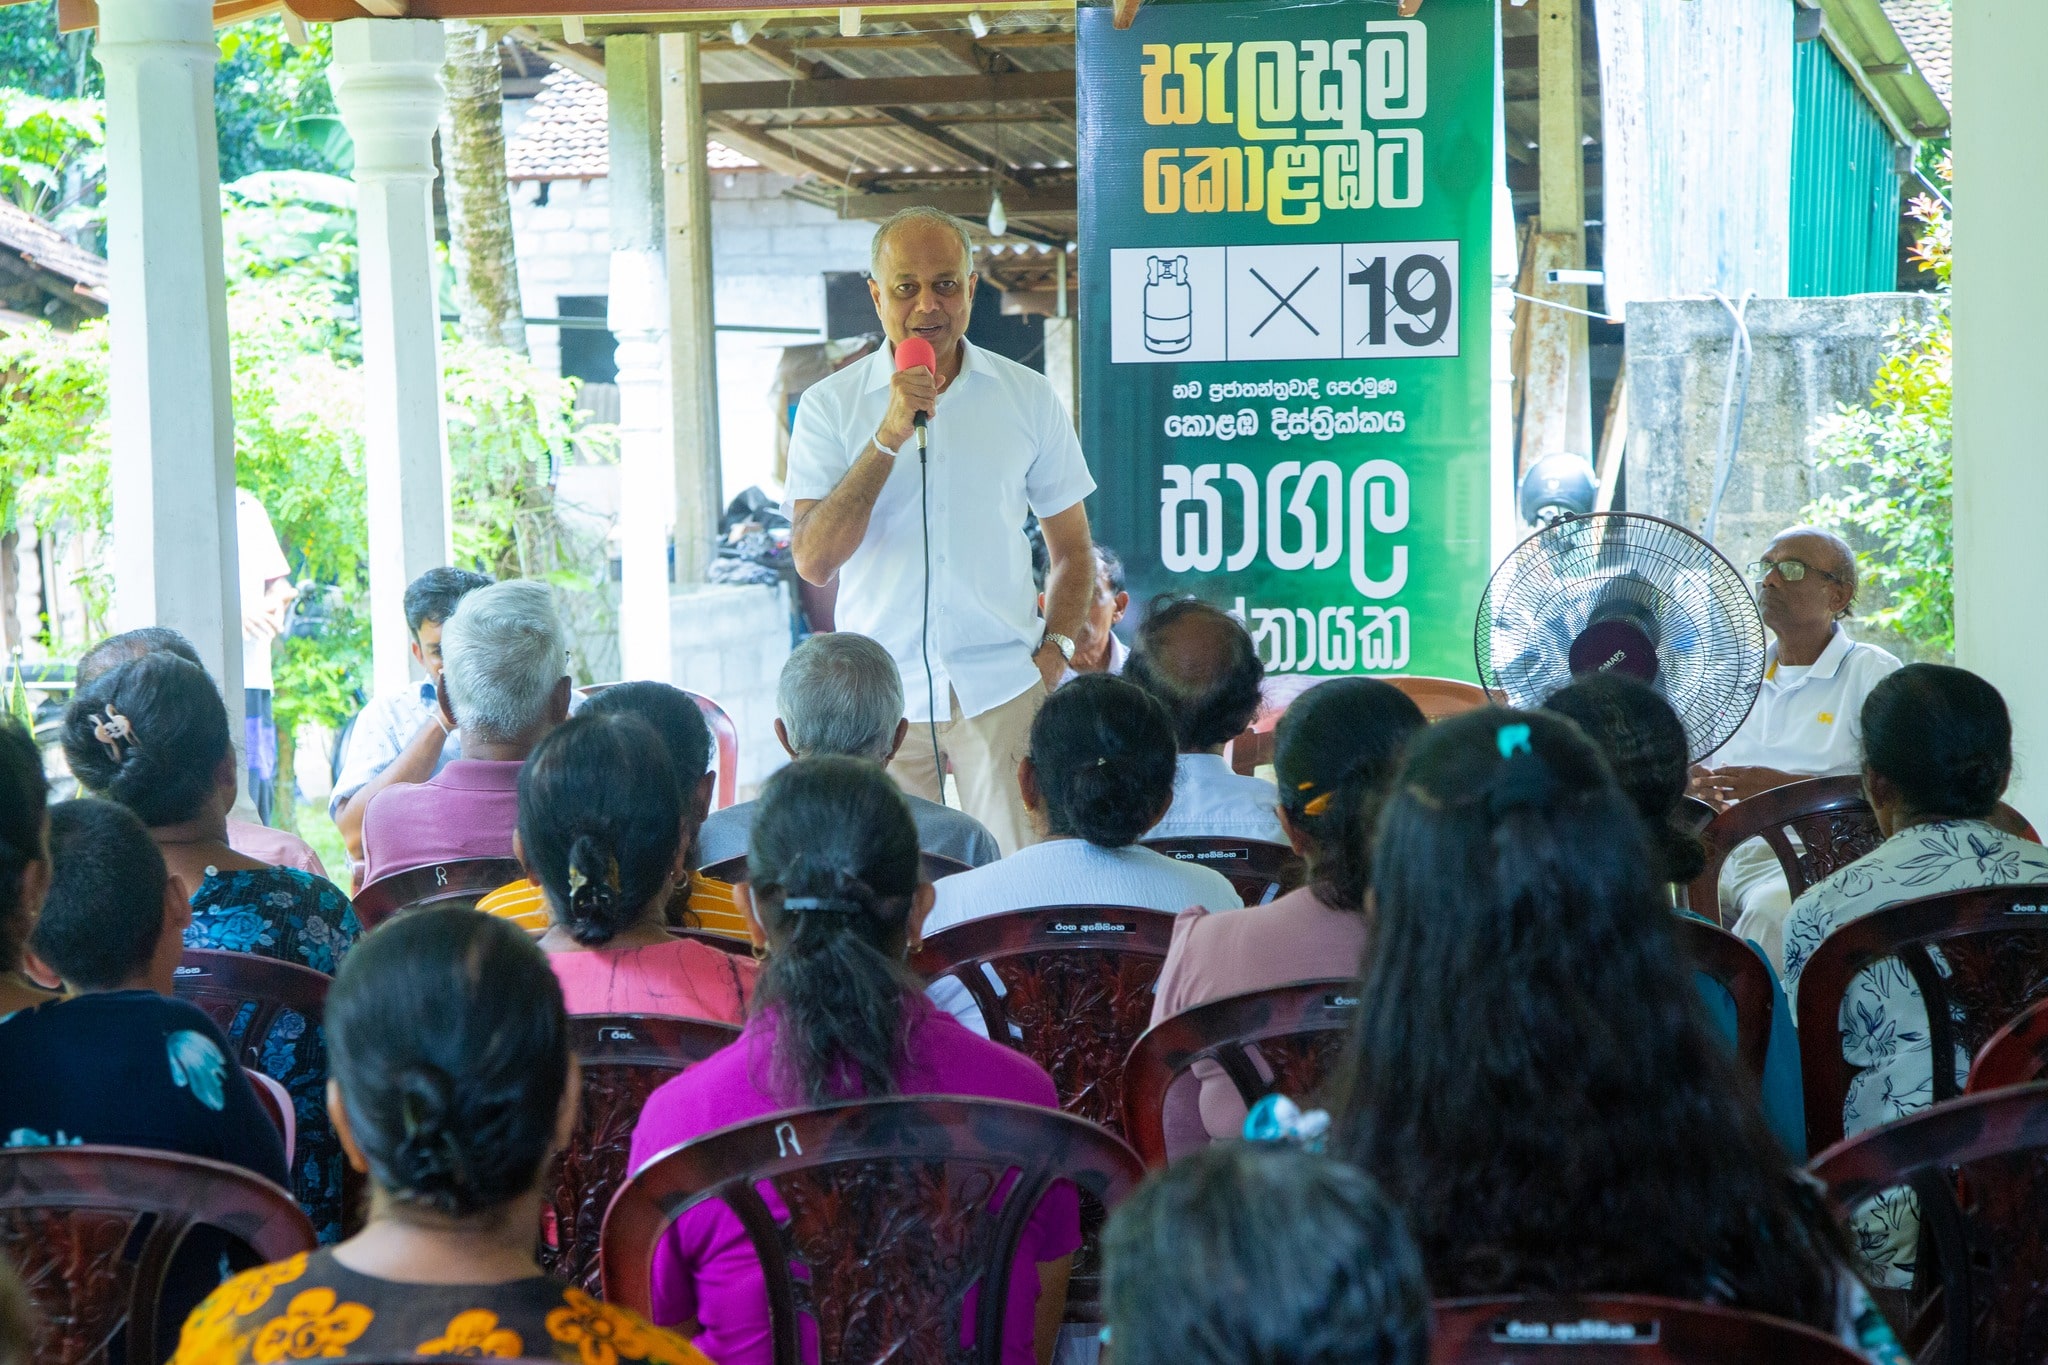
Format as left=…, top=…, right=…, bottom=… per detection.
left=787, top=206, right=1097, bottom=855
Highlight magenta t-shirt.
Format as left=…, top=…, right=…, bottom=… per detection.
left=626, top=999, right=1083, bottom=1365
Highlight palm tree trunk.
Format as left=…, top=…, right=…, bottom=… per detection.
left=439, top=21, right=528, bottom=353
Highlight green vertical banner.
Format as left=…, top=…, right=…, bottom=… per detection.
left=1079, top=0, right=1498, bottom=679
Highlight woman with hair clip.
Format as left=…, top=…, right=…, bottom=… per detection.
left=61, top=650, right=359, bottom=1240
left=1148, top=678, right=1425, bottom=1152
left=517, top=712, right=754, bottom=1020
left=627, top=756, right=1081, bottom=1365
left=1284, top=709, right=1901, bottom=1359
left=170, top=907, right=710, bottom=1365
left=1542, top=674, right=1808, bottom=1158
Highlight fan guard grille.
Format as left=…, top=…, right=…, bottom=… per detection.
left=1474, top=513, right=1766, bottom=763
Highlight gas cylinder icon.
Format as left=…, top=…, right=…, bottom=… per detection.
left=1143, top=255, right=1193, bottom=354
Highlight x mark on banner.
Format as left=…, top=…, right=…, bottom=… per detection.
left=1248, top=265, right=1321, bottom=338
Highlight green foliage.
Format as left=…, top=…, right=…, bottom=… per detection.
left=213, top=18, right=344, bottom=183
left=1806, top=162, right=1953, bottom=656
left=0, top=3, right=97, bottom=101
left=0, top=86, right=102, bottom=230
left=0, top=320, right=111, bottom=642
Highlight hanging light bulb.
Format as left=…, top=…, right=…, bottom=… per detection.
left=967, top=10, right=991, bottom=39
left=987, top=189, right=1007, bottom=238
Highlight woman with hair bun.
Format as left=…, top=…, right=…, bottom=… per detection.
left=1149, top=678, right=1424, bottom=1152
left=517, top=712, right=754, bottom=1020
left=170, top=908, right=710, bottom=1365
left=627, top=756, right=1081, bottom=1365
left=925, top=673, right=1240, bottom=930
left=1783, top=663, right=2048, bottom=1288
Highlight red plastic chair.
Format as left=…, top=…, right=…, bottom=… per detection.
left=1431, top=1294, right=1868, bottom=1363
left=0, top=1145, right=315, bottom=1365
left=1809, top=1083, right=2048, bottom=1365
left=701, top=850, right=972, bottom=887
left=540, top=1014, right=741, bottom=1295
left=242, top=1068, right=296, bottom=1166
left=1671, top=915, right=1775, bottom=1086
left=1121, top=978, right=1358, bottom=1167
left=1968, top=996, right=2048, bottom=1093
left=600, top=1097, right=1145, bottom=1363
left=1138, top=836, right=1305, bottom=906
left=352, top=856, right=526, bottom=930
left=1794, top=883, right=2048, bottom=1153
left=911, top=907, right=1177, bottom=1139
left=577, top=683, right=742, bottom=811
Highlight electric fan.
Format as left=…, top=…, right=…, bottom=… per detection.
left=1474, top=512, right=1765, bottom=763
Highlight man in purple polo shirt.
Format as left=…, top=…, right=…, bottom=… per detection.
left=359, top=581, right=571, bottom=884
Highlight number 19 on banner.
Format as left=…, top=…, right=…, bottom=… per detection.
left=1343, top=240, right=1459, bottom=359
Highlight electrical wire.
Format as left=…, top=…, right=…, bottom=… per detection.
left=1702, top=290, right=1754, bottom=545
left=919, top=435, right=945, bottom=805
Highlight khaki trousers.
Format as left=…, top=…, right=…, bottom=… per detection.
left=889, top=683, right=1045, bottom=857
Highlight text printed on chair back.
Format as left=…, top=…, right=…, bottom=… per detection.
left=1121, top=978, right=1358, bottom=1167
left=1138, top=837, right=1305, bottom=906
left=599, top=1097, right=1144, bottom=1365
left=0, top=1145, right=315, bottom=1365
left=1795, top=884, right=2048, bottom=1152
left=1431, top=1293, right=1868, bottom=1363
left=540, top=1014, right=741, bottom=1295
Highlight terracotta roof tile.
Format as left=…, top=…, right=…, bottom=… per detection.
left=1882, top=0, right=1952, bottom=112
left=0, top=200, right=108, bottom=300
left=506, top=65, right=757, bottom=180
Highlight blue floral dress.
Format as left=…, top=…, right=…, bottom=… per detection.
left=187, top=866, right=362, bottom=1242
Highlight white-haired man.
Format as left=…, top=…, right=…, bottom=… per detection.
left=1693, top=525, right=1901, bottom=967
left=788, top=206, right=1097, bottom=856
left=359, top=580, right=572, bottom=883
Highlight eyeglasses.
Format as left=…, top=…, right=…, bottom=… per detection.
left=1747, top=558, right=1843, bottom=585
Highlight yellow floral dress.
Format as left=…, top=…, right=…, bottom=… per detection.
left=170, top=1250, right=713, bottom=1365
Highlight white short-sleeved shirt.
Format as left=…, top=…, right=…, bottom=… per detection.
left=1146, top=753, right=1287, bottom=843
left=1711, top=626, right=1902, bottom=775
left=784, top=339, right=1097, bottom=723
left=236, top=489, right=292, bottom=691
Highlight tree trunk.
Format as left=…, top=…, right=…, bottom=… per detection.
left=439, top=21, right=528, bottom=353
left=274, top=722, right=298, bottom=834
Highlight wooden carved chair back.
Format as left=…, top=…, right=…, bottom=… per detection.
left=538, top=1014, right=742, bottom=1294
left=1669, top=916, right=1775, bottom=1086
left=600, top=1097, right=1144, bottom=1365
left=1967, top=995, right=2048, bottom=1094
left=1120, top=978, right=1358, bottom=1167
left=1684, top=777, right=1883, bottom=926
left=1431, top=1294, right=1870, bottom=1363
left=0, top=1145, right=314, bottom=1365
left=352, top=857, right=527, bottom=930
left=1808, top=1083, right=2048, bottom=1365
left=1137, top=837, right=1306, bottom=906
left=1795, top=884, right=2048, bottom=1153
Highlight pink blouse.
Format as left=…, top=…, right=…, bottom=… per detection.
left=626, top=1000, right=1082, bottom=1365
left=546, top=939, right=756, bottom=1023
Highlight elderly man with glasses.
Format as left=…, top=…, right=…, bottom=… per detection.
left=1693, top=525, right=1901, bottom=967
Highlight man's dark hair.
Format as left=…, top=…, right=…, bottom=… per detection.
left=404, top=567, right=495, bottom=637
left=1124, top=597, right=1265, bottom=751
left=1103, top=1142, right=1431, bottom=1365
left=1862, top=663, right=2012, bottom=820
left=1095, top=544, right=1127, bottom=595
left=581, top=682, right=715, bottom=792
left=35, top=798, right=170, bottom=990
left=76, top=627, right=204, bottom=687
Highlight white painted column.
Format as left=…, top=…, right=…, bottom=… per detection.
left=331, top=20, right=451, bottom=696
left=608, top=35, right=675, bottom=681
left=97, top=0, right=244, bottom=706
left=662, top=32, right=723, bottom=591
left=1952, top=0, right=2048, bottom=822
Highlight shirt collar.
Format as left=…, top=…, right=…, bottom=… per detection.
left=1766, top=625, right=1856, bottom=685
left=430, top=758, right=525, bottom=790
left=862, top=336, right=981, bottom=394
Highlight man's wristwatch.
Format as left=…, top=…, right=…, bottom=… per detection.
left=1040, top=632, right=1076, bottom=663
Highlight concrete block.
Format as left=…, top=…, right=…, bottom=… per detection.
left=524, top=256, right=574, bottom=283
left=572, top=206, right=611, bottom=234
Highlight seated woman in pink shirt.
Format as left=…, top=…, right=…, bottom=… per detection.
left=1148, top=678, right=1426, bottom=1154
left=518, top=712, right=754, bottom=1022
left=627, top=756, right=1081, bottom=1365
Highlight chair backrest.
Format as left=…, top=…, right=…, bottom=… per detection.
left=1795, top=883, right=2048, bottom=1151
left=910, top=907, right=1177, bottom=1138
left=1808, top=1083, right=2048, bottom=1365
left=0, top=1145, right=316, bottom=1365
left=540, top=1014, right=742, bottom=1295
left=173, top=949, right=330, bottom=1064
left=699, top=850, right=972, bottom=886
left=1120, top=978, right=1358, bottom=1167
left=353, top=856, right=527, bottom=929
left=1683, top=776, right=1881, bottom=924
left=1138, top=837, right=1306, bottom=906
left=1669, top=916, right=1774, bottom=1086
left=1431, top=1294, right=1868, bottom=1363
left=1968, top=995, right=2048, bottom=1094
left=600, top=1097, right=1145, bottom=1365
left=690, top=690, right=740, bottom=811
left=242, top=1068, right=296, bottom=1166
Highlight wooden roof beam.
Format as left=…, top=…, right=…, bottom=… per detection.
left=703, top=69, right=1072, bottom=112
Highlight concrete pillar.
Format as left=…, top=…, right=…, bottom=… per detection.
left=1520, top=0, right=1592, bottom=466
left=331, top=19, right=451, bottom=696
left=663, top=32, right=723, bottom=592
left=97, top=0, right=244, bottom=705
left=1952, top=1, right=2048, bottom=822
left=608, top=34, right=675, bottom=682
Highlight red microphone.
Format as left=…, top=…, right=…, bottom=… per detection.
left=894, top=336, right=937, bottom=454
